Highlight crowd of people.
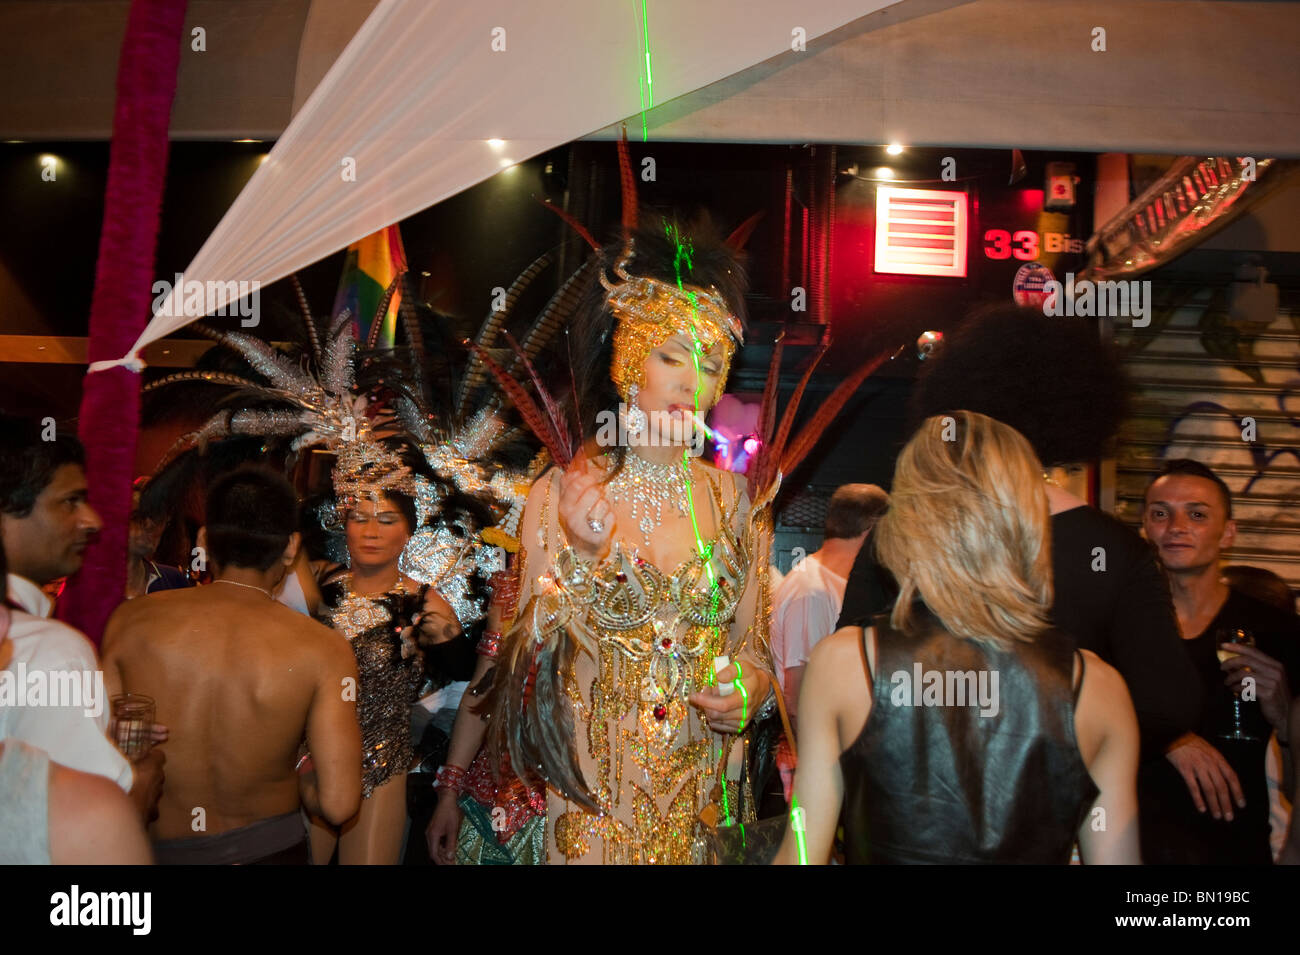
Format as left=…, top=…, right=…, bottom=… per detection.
left=2, top=218, right=1299, bottom=866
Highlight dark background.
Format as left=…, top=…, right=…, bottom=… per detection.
left=1, top=140, right=1100, bottom=566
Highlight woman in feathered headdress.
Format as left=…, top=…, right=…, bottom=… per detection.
left=141, top=287, right=524, bottom=865
left=468, top=213, right=780, bottom=865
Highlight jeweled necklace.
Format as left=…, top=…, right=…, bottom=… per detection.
left=607, top=451, right=691, bottom=543
left=346, top=573, right=406, bottom=599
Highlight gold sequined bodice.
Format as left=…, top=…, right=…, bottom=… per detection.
left=543, top=476, right=755, bottom=864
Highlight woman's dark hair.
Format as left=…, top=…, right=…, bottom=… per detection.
left=204, top=466, right=300, bottom=571
left=909, top=304, right=1130, bottom=467
left=560, top=213, right=748, bottom=478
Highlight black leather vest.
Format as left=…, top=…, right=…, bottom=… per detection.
left=839, top=608, right=1098, bottom=864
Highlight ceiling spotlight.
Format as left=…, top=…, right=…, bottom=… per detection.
left=886, top=143, right=904, bottom=155
left=499, top=158, right=516, bottom=169
left=874, top=166, right=894, bottom=180
left=487, top=139, right=506, bottom=151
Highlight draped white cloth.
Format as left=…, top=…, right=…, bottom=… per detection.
left=130, top=0, right=900, bottom=360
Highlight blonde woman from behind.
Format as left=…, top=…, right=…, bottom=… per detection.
left=776, top=411, right=1140, bottom=865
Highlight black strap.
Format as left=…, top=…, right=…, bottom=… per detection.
left=1071, top=648, right=1086, bottom=706
left=860, top=624, right=874, bottom=685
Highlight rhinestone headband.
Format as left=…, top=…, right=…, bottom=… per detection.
left=603, top=245, right=744, bottom=403
left=332, top=437, right=418, bottom=507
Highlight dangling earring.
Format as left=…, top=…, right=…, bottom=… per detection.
left=625, top=384, right=647, bottom=438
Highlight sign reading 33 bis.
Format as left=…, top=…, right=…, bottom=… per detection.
left=982, top=229, right=1084, bottom=260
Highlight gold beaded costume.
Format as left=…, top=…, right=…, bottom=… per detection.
left=477, top=166, right=778, bottom=864
left=519, top=462, right=765, bottom=864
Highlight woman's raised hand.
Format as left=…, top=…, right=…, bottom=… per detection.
left=558, top=457, right=614, bottom=562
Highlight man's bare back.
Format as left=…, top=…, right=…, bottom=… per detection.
left=103, top=584, right=361, bottom=840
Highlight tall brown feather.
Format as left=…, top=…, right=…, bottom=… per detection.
left=780, top=350, right=891, bottom=477
left=502, top=330, right=572, bottom=459
left=724, top=210, right=764, bottom=252
left=617, top=128, right=638, bottom=233
left=365, top=275, right=402, bottom=350
left=749, top=330, right=785, bottom=496
left=516, top=256, right=598, bottom=367
left=289, top=274, right=321, bottom=368
left=142, top=371, right=268, bottom=394
left=771, top=330, right=831, bottom=466
left=536, top=197, right=599, bottom=251
left=455, top=251, right=553, bottom=418
left=465, top=341, right=571, bottom=469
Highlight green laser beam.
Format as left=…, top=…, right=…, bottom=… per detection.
left=639, top=0, right=653, bottom=141
left=664, top=216, right=744, bottom=834
left=792, top=795, right=808, bottom=864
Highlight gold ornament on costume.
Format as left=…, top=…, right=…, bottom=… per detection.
left=602, top=243, right=744, bottom=406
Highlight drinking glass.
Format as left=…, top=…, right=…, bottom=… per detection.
left=1215, top=628, right=1259, bottom=741
left=110, top=693, right=155, bottom=759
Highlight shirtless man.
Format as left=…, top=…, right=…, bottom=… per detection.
left=102, top=467, right=361, bottom=864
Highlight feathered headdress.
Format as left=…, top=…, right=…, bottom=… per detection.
left=143, top=272, right=533, bottom=627
left=482, top=133, right=893, bottom=808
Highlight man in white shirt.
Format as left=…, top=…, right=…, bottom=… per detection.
left=772, top=483, right=888, bottom=728
left=1, top=418, right=163, bottom=819
left=1, top=415, right=103, bottom=617
left=1, top=598, right=135, bottom=792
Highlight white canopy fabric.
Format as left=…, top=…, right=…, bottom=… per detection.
left=128, top=0, right=901, bottom=363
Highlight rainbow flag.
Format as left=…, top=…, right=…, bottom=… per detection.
left=332, top=224, right=408, bottom=349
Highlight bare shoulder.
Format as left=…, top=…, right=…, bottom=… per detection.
left=1077, top=648, right=1127, bottom=702
left=808, top=625, right=865, bottom=673
left=804, top=627, right=870, bottom=735
left=286, top=607, right=353, bottom=661
left=1074, top=649, right=1137, bottom=756
left=47, top=762, right=150, bottom=864
left=104, top=588, right=191, bottom=645
left=102, top=594, right=145, bottom=651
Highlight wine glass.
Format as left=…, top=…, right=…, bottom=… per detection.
left=1215, top=628, right=1259, bottom=742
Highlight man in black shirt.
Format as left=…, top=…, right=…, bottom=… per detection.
left=1141, top=459, right=1299, bottom=864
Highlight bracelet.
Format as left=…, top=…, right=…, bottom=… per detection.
left=754, top=688, right=778, bottom=722
left=489, top=569, right=521, bottom=616
left=477, top=629, right=503, bottom=659
left=433, top=763, right=469, bottom=794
